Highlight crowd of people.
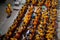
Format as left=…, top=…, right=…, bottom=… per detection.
left=0, top=0, right=58, bottom=40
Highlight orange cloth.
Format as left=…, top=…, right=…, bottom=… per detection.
left=6, top=7, right=12, bottom=16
